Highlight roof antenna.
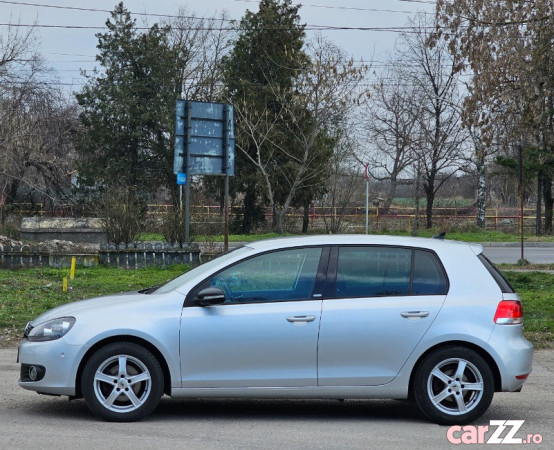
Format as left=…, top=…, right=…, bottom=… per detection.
left=433, top=232, right=447, bottom=240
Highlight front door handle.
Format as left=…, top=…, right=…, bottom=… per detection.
left=286, top=315, right=316, bottom=324
left=400, top=311, right=429, bottom=319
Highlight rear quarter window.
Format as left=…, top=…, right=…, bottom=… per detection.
left=477, top=254, right=515, bottom=293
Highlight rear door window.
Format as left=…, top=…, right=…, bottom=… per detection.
left=336, top=247, right=411, bottom=297
left=333, top=246, right=448, bottom=298
left=412, top=250, right=448, bottom=295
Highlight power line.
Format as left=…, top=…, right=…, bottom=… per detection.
left=47, top=52, right=95, bottom=57
left=231, top=0, right=430, bottom=14
left=0, top=22, right=103, bottom=29
left=0, top=0, right=438, bottom=32
left=0, top=0, right=434, bottom=18
left=233, top=0, right=436, bottom=7
left=2, top=80, right=463, bottom=89
left=0, top=0, right=210, bottom=20
left=38, top=55, right=454, bottom=68
left=0, top=0, right=440, bottom=35
left=395, top=0, right=436, bottom=4
left=0, top=21, right=437, bottom=33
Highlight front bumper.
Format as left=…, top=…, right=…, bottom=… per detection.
left=18, top=338, right=87, bottom=396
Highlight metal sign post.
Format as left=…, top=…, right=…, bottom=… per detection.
left=364, top=163, right=370, bottom=234
left=518, top=144, right=524, bottom=262
left=177, top=173, right=186, bottom=211
left=224, top=175, right=230, bottom=252
left=184, top=101, right=192, bottom=244
left=223, top=105, right=231, bottom=252
left=174, top=100, right=235, bottom=245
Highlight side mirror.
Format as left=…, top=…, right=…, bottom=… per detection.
left=195, top=287, right=226, bottom=306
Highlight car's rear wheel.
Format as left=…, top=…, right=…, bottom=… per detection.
left=81, top=342, right=163, bottom=422
left=413, top=346, right=494, bottom=425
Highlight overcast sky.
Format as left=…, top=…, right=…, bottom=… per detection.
left=1, top=0, right=436, bottom=92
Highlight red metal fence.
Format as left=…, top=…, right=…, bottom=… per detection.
left=2, top=203, right=540, bottom=233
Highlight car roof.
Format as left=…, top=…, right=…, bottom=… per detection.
left=244, top=234, right=483, bottom=255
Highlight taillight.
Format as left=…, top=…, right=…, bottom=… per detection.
left=494, top=300, right=523, bottom=324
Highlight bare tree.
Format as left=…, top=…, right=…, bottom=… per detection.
left=0, top=16, right=38, bottom=77
left=321, top=128, right=365, bottom=233
left=462, top=119, right=506, bottom=228
left=167, top=8, right=233, bottom=101
left=399, top=14, right=466, bottom=228
left=1, top=20, right=40, bottom=209
left=437, top=0, right=554, bottom=233
left=364, top=64, right=420, bottom=213
left=1, top=83, right=79, bottom=210
left=235, top=36, right=368, bottom=233
left=1, top=21, right=79, bottom=214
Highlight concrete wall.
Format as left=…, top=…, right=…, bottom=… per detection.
left=0, top=244, right=200, bottom=269
left=98, top=243, right=200, bottom=268
left=19, top=217, right=107, bottom=244
left=0, top=246, right=98, bottom=269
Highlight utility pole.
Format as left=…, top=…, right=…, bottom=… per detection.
left=518, top=143, right=525, bottom=262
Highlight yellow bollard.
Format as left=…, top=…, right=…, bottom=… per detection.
left=63, top=277, right=68, bottom=292
left=70, top=257, right=76, bottom=280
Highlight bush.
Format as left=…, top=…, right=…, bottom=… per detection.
left=0, top=222, right=20, bottom=240
left=161, top=208, right=188, bottom=247
left=97, top=188, right=147, bottom=246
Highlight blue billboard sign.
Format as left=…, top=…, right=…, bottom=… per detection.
left=174, top=100, right=235, bottom=177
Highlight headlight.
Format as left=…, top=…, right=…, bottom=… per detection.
left=27, top=317, right=76, bottom=342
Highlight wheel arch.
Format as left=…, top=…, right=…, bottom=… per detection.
left=408, top=340, right=502, bottom=400
left=75, top=336, right=172, bottom=398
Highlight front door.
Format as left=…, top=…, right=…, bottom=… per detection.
left=180, top=247, right=324, bottom=388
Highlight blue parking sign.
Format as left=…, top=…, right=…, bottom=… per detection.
left=177, top=173, right=187, bottom=185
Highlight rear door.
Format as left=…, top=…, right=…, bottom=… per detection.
left=317, top=246, right=448, bottom=386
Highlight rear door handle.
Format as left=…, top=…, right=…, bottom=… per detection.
left=286, top=315, right=316, bottom=324
left=400, top=311, right=429, bottom=319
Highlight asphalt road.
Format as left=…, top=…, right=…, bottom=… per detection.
left=225, top=242, right=554, bottom=265
left=1, top=348, right=552, bottom=449
left=482, top=244, right=554, bottom=264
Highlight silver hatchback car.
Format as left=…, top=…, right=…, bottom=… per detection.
left=18, top=235, right=533, bottom=424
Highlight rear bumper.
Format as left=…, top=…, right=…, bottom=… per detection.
left=487, top=324, right=533, bottom=392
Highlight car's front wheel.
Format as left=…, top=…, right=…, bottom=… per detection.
left=413, top=346, right=494, bottom=425
left=81, top=342, right=164, bottom=422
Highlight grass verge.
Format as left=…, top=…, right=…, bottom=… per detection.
left=138, top=230, right=554, bottom=244
left=503, top=271, right=554, bottom=349
left=1, top=265, right=552, bottom=348
left=0, top=265, right=189, bottom=347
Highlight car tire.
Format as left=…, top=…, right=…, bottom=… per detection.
left=81, top=342, right=164, bottom=422
left=413, top=346, right=494, bottom=425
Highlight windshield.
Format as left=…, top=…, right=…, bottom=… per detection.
left=153, top=246, right=254, bottom=294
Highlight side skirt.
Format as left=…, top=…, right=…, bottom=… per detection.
left=170, top=386, right=408, bottom=399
